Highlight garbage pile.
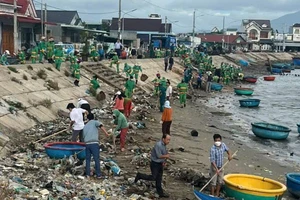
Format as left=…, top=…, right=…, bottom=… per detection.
left=169, top=167, right=210, bottom=187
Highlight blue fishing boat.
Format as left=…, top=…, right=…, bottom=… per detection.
left=271, top=68, right=282, bottom=74
left=272, top=63, right=291, bottom=69
left=44, top=142, right=86, bottom=160
left=194, top=190, right=222, bottom=200
left=286, top=173, right=300, bottom=198
left=234, top=88, right=254, bottom=96
left=211, top=83, right=223, bottom=91
left=293, top=57, right=300, bottom=66
left=239, top=99, right=260, bottom=107
left=297, top=124, right=300, bottom=135
left=251, top=123, right=291, bottom=140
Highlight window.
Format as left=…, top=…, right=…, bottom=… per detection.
left=295, top=29, right=300, bottom=34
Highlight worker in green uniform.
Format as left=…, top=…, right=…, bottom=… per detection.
left=69, top=53, right=77, bottom=72
left=0, top=50, right=10, bottom=66
left=38, top=36, right=47, bottom=63
left=124, top=76, right=136, bottom=98
left=110, top=52, right=120, bottom=73
left=152, top=73, right=161, bottom=95
left=31, top=43, right=39, bottom=64
left=177, top=79, right=188, bottom=108
left=89, top=46, right=99, bottom=62
left=90, top=75, right=100, bottom=94
left=132, top=64, right=142, bottom=84
left=123, top=63, right=133, bottom=78
left=46, top=37, right=55, bottom=63
left=159, top=81, right=166, bottom=112
left=17, top=49, right=26, bottom=64
left=53, top=45, right=64, bottom=71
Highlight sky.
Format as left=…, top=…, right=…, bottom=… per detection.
left=37, top=0, right=300, bottom=33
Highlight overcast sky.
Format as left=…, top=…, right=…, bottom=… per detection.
left=39, top=0, right=300, bottom=33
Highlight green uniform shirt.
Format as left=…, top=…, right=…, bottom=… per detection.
left=177, top=82, right=188, bottom=94
left=125, top=79, right=135, bottom=91
left=90, top=79, right=100, bottom=90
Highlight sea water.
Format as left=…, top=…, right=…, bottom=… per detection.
left=205, top=72, right=300, bottom=166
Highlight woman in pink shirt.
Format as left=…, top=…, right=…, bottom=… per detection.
left=113, top=91, right=124, bottom=112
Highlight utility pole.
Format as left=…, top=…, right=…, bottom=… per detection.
left=41, top=0, right=43, bottom=36
left=283, top=23, right=286, bottom=52
left=44, top=3, right=47, bottom=38
left=165, top=16, right=167, bottom=36
left=192, top=10, right=195, bottom=48
left=13, top=0, right=18, bottom=54
left=117, top=0, right=121, bottom=40
left=222, top=16, right=225, bottom=34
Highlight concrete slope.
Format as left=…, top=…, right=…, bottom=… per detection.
left=0, top=63, right=108, bottom=133
left=100, top=58, right=183, bottom=89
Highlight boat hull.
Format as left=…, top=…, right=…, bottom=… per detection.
left=239, top=99, right=260, bottom=107
left=264, top=76, right=275, bottom=81
left=251, top=123, right=290, bottom=140
left=234, top=88, right=254, bottom=96
left=194, top=190, right=221, bottom=200
left=224, top=174, right=286, bottom=200
left=243, top=77, right=257, bottom=83
left=293, top=57, right=300, bottom=66
left=44, top=142, right=86, bottom=160
left=211, top=83, right=223, bottom=91
left=286, top=173, right=300, bottom=198
left=271, top=68, right=282, bottom=74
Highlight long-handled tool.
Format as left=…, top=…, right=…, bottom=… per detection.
left=33, top=128, right=68, bottom=144
left=199, top=150, right=238, bottom=192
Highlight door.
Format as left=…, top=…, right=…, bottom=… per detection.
left=2, top=25, right=14, bottom=53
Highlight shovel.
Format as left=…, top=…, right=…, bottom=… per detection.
left=200, top=150, right=238, bottom=192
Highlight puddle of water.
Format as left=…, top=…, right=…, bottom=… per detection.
left=203, top=71, right=300, bottom=166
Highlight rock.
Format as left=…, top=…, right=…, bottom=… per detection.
left=178, top=146, right=185, bottom=152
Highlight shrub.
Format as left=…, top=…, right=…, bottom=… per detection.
left=48, top=80, right=59, bottom=90
left=37, top=69, right=47, bottom=79
left=23, top=74, right=28, bottom=80
left=7, top=66, right=18, bottom=73
left=39, top=98, right=52, bottom=108
left=27, top=65, right=33, bottom=70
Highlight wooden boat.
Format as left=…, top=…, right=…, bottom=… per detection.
left=297, top=124, right=300, bottom=135
left=286, top=173, right=300, bottom=198
left=243, top=76, right=257, bottom=83
left=234, top=88, right=254, bottom=96
left=282, top=69, right=291, bottom=73
left=263, top=76, right=275, bottom=81
left=44, top=142, right=86, bottom=160
left=224, top=174, right=287, bottom=200
left=194, top=190, right=222, bottom=200
left=211, top=83, right=223, bottom=91
left=251, top=122, right=291, bottom=140
left=239, top=99, right=260, bottom=107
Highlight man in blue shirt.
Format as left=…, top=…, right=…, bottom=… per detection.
left=210, top=134, right=232, bottom=197
left=83, top=113, right=109, bottom=178
left=134, top=134, right=171, bottom=198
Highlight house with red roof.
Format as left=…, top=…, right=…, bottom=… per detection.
left=0, top=0, right=42, bottom=53
left=197, top=34, right=247, bottom=52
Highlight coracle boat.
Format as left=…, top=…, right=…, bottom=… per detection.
left=286, top=173, right=300, bottom=198
left=292, top=57, right=300, bottom=66
left=251, top=122, right=291, bottom=140
left=282, top=69, right=291, bottom=73
left=224, top=174, right=287, bottom=200
left=243, top=76, right=257, bottom=83
left=297, top=124, right=300, bottom=135
left=234, top=88, right=254, bottom=96
left=211, top=83, right=223, bottom=91
left=44, top=142, right=86, bottom=160
left=263, top=76, right=276, bottom=81
left=271, top=68, right=282, bottom=74
left=239, top=99, right=260, bottom=108
left=194, top=190, right=221, bottom=200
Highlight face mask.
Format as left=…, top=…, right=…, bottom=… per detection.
left=214, top=141, right=222, bottom=147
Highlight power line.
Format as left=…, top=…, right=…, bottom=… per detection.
left=33, top=0, right=118, bottom=15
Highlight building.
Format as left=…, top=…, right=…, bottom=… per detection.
left=225, top=28, right=238, bottom=35
left=110, top=15, right=174, bottom=46
left=197, top=34, right=247, bottom=52
left=274, top=23, right=300, bottom=51
left=36, top=10, right=84, bottom=43
left=241, top=19, right=273, bottom=51
left=0, top=0, right=43, bottom=53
